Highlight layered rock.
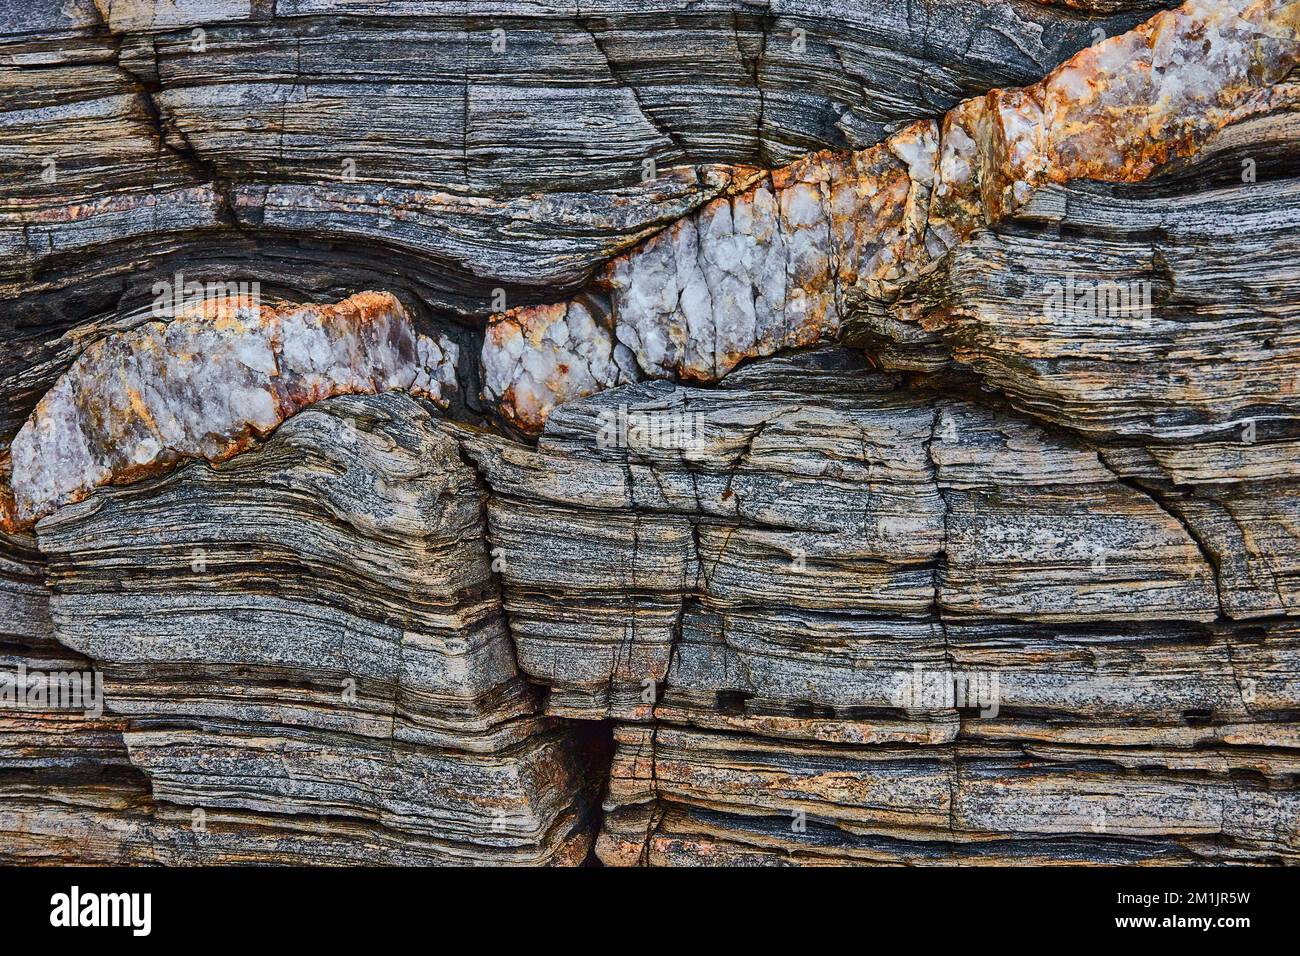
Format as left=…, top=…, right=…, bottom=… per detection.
left=29, top=393, right=603, bottom=864
left=481, top=0, right=1300, bottom=433
left=9, top=345, right=1299, bottom=863
left=0, top=0, right=1161, bottom=250
left=0, top=0, right=1174, bottom=449
left=0, top=527, right=153, bottom=864
left=1, top=0, right=1297, bottom=869
left=3, top=290, right=457, bottom=530
left=458, top=356, right=1299, bottom=864
left=846, top=108, right=1300, bottom=446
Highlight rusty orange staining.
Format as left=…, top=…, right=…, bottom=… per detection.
left=479, top=0, right=1300, bottom=436
left=3, top=291, right=460, bottom=531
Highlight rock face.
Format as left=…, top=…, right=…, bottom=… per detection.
left=481, top=0, right=1300, bottom=433
left=4, top=291, right=457, bottom=530
left=463, top=358, right=1299, bottom=863
left=1, top=0, right=1298, bottom=866
left=31, top=394, right=604, bottom=864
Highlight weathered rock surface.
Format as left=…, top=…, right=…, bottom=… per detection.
left=0, top=0, right=1168, bottom=441
left=29, top=394, right=604, bottom=864
left=0, top=526, right=154, bottom=864
left=1, top=0, right=1297, bottom=868
left=3, top=290, right=456, bottom=530
left=482, top=0, right=1300, bottom=433
left=456, top=359, right=1299, bottom=862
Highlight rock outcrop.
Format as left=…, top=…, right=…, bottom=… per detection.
left=481, top=0, right=1300, bottom=433
left=1, top=0, right=1297, bottom=866
left=460, top=358, right=1298, bottom=863
left=27, top=394, right=604, bottom=864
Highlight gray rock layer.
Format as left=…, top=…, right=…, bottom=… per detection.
left=25, top=395, right=605, bottom=865
left=1, top=0, right=1297, bottom=867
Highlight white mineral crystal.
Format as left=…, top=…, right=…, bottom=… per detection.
left=8, top=291, right=458, bottom=528
left=480, top=299, right=638, bottom=430
left=478, top=0, right=1300, bottom=435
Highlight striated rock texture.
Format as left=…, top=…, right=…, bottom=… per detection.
left=1, top=0, right=1298, bottom=867
left=0, top=525, right=154, bottom=864
left=4, top=290, right=457, bottom=530
left=461, top=357, right=1299, bottom=863
left=28, top=394, right=604, bottom=864
left=482, top=0, right=1300, bottom=433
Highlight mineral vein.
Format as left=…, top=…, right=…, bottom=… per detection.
left=481, top=0, right=1300, bottom=433
left=2, top=291, right=458, bottom=531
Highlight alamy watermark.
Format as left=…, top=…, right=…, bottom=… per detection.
left=1042, top=274, right=1152, bottom=328
left=50, top=886, right=151, bottom=936
left=597, top=404, right=706, bottom=452
left=0, top=663, right=103, bottom=718
left=890, top=664, right=1001, bottom=717
left=151, top=270, right=261, bottom=318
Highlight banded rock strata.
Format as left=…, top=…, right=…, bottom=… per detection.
left=26, top=393, right=603, bottom=865
left=482, top=0, right=1300, bottom=433
left=848, top=112, right=1300, bottom=445
left=1, top=0, right=1298, bottom=867
left=17, top=351, right=1298, bottom=864
left=0, top=525, right=158, bottom=864
left=459, top=358, right=1299, bottom=863
left=0, top=0, right=1165, bottom=440
left=2, top=290, right=457, bottom=530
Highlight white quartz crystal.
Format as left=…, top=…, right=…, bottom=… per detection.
left=8, top=291, right=458, bottom=528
